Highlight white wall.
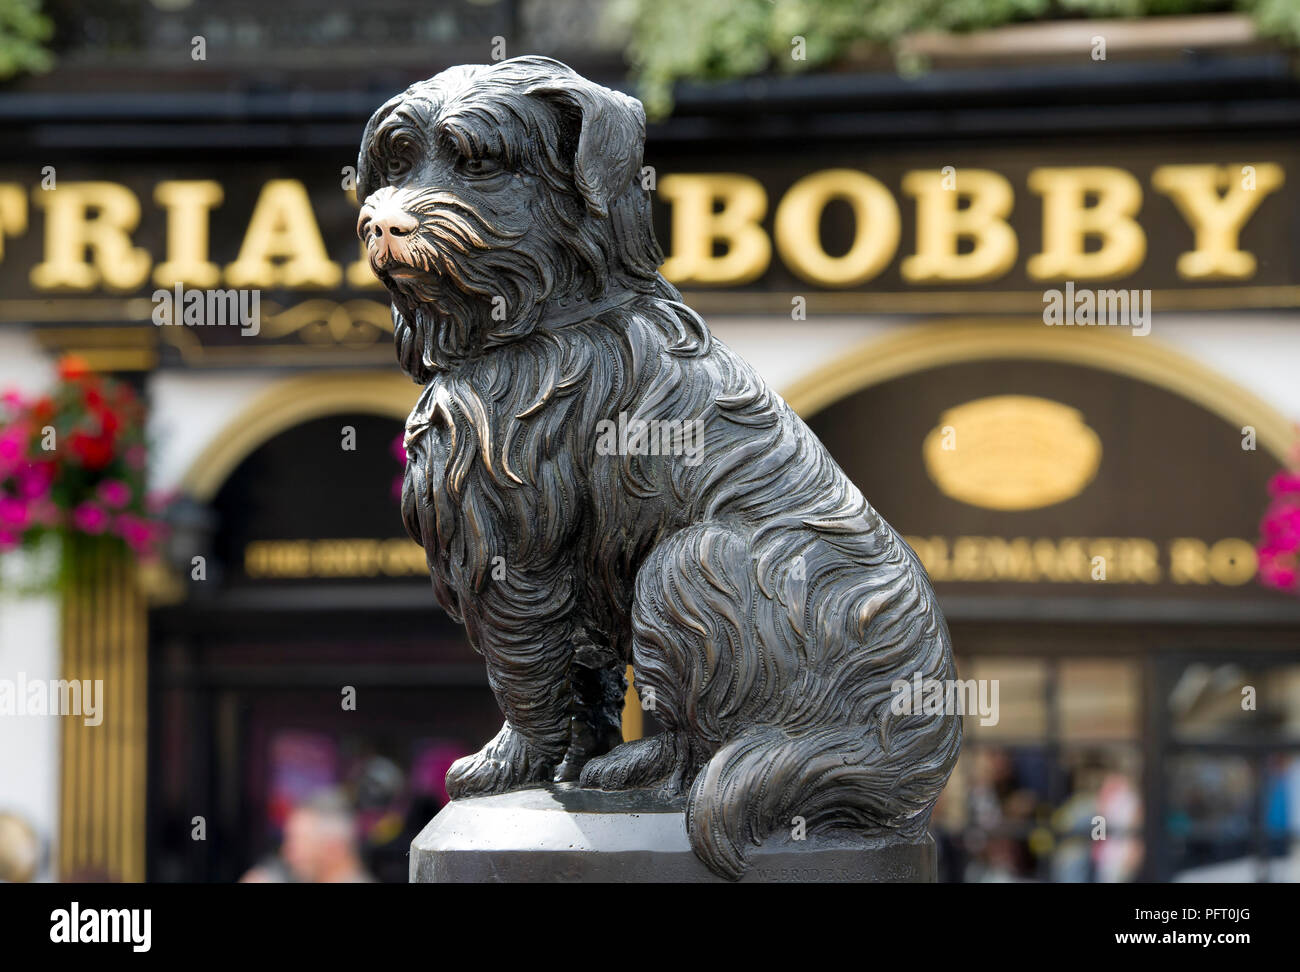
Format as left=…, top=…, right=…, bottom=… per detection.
left=711, top=312, right=1300, bottom=430
left=141, top=312, right=1300, bottom=498
left=147, top=370, right=289, bottom=495
left=1154, top=315, right=1300, bottom=423
left=0, top=327, right=60, bottom=880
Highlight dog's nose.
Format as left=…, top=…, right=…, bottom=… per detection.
left=358, top=196, right=419, bottom=246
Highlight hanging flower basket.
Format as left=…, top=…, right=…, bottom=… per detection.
left=0, top=356, right=168, bottom=584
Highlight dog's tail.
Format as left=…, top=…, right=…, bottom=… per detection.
left=685, top=713, right=959, bottom=881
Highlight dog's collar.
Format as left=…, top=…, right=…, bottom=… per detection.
left=534, top=287, right=644, bottom=329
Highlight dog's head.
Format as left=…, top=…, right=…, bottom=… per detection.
left=357, top=56, right=664, bottom=382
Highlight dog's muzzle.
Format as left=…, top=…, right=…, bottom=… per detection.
left=358, top=187, right=424, bottom=277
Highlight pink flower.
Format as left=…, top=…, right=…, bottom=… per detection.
left=15, top=462, right=53, bottom=500
left=0, top=528, right=19, bottom=552
left=72, top=502, right=109, bottom=535
left=1258, top=550, right=1298, bottom=591
left=0, top=428, right=24, bottom=475
left=0, top=496, right=29, bottom=529
left=1261, top=505, right=1300, bottom=543
left=1268, top=472, right=1300, bottom=497
left=97, top=479, right=132, bottom=509
left=114, top=513, right=158, bottom=556
left=28, top=498, right=60, bottom=527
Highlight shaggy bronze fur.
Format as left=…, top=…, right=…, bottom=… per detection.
left=358, top=55, right=960, bottom=880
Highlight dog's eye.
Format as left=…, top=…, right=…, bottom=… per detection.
left=461, top=156, right=502, bottom=177
left=383, top=136, right=417, bottom=181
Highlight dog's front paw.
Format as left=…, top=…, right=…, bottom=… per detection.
left=445, top=722, right=555, bottom=799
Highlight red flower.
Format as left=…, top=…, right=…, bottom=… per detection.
left=95, top=406, right=121, bottom=437
left=68, top=431, right=115, bottom=471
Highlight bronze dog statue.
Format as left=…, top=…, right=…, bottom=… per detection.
left=358, top=55, right=959, bottom=880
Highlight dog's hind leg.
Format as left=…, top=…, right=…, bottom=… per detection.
left=578, top=732, right=683, bottom=792
left=581, top=523, right=754, bottom=798
left=588, top=521, right=958, bottom=880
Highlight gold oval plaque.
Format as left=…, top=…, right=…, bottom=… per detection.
left=922, top=395, right=1101, bottom=511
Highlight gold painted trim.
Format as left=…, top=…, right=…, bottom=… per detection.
left=63, top=350, right=157, bottom=372
left=179, top=371, right=420, bottom=501
left=7, top=285, right=1300, bottom=325
left=32, top=325, right=159, bottom=372
left=682, top=287, right=1300, bottom=315
left=780, top=319, right=1295, bottom=465
left=58, top=540, right=147, bottom=881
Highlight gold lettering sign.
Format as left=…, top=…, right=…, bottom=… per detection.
left=1027, top=166, right=1146, bottom=281
left=245, top=538, right=427, bottom=579
left=922, top=395, right=1102, bottom=511
left=225, top=180, right=342, bottom=289
left=30, top=182, right=152, bottom=292
left=774, top=168, right=900, bottom=286
left=1167, top=537, right=1257, bottom=586
left=901, top=168, right=1018, bottom=283
left=906, top=535, right=1256, bottom=585
left=658, top=173, right=770, bottom=285
left=1151, top=163, right=1285, bottom=280
left=153, top=180, right=224, bottom=288
left=0, top=183, right=27, bottom=262
left=0, top=162, right=1287, bottom=300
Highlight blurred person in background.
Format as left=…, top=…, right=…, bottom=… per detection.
left=241, top=789, right=374, bottom=884
left=1093, top=771, right=1143, bottom=883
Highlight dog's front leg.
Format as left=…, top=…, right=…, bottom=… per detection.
left=444, top=569, right=580, bottom=798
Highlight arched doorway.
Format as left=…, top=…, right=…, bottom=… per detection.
left=148, top=373, right=496, bottom=883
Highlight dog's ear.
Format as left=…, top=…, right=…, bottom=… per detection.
left=527, top=76, right=646, bottom=219
left=357, top=93, right=404, bottom=203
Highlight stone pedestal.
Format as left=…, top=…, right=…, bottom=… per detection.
left=410, top=783, right=935, bottom=882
